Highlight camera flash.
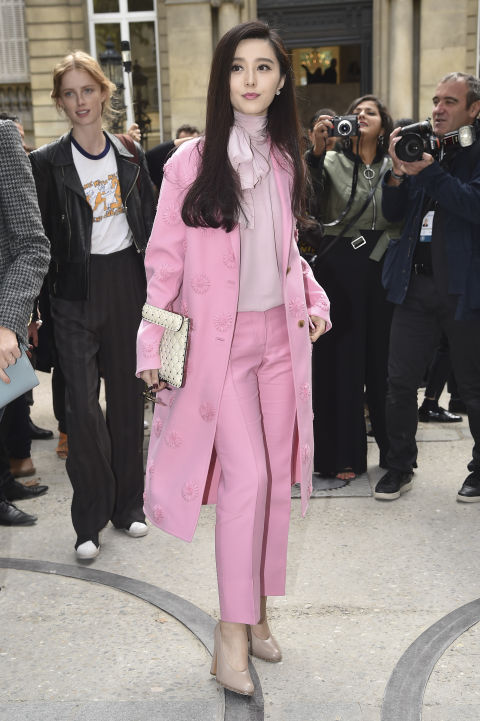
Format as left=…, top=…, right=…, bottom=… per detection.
left=458, top=125, right=475, bottom=147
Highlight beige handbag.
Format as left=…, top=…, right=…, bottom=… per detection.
left=141, top=303, right=190, bottom=388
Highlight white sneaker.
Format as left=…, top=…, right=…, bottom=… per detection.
left=76, top=540, right=100, bottom=560
left=124, top=521, right=148, bottom=538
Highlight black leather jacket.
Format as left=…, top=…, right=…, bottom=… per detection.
left=30, top=131, right=155, bottom=300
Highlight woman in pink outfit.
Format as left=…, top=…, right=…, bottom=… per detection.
left=137, top=21, right=331, bottom=696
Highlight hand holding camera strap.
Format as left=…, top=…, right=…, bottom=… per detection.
left=315, top=155, right=389, bottom=262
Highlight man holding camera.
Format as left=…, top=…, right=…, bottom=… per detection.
left=375, top=72, right=480, bottom=502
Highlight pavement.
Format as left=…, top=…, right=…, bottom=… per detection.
left=1, top=372, right=480, bottom=721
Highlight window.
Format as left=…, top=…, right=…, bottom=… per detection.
left=0, top=0, right=29, bottom=83
left=292, top=46, right=361, bottom=87
left=87, top=0, right=161, bottom=147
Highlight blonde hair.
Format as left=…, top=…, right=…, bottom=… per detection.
left=51, top=50, right=117, bottom=118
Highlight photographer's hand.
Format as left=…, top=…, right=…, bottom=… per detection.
left=127, top=123, right=141, bottom=142
left=397, top=154, right=434, bottom=176
left=388, top=127, right=434, bottom=185
left=312, top=116, right=334, bottom=156
left=387, top=128, right=406, bottom=185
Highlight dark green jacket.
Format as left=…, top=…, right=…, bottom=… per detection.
left=306, top=147, right=402, bottom=261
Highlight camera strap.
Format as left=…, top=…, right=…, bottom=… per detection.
left=466, top=137, right=480, bottom=178
left=315, top=156, right=389, bottom=261
left=323, top=153, right=360, bottom=228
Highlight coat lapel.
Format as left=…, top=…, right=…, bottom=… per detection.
left=272, top=153, right=294, bottom=273
left=51, top=134, right=86, bottom=200
left=229, top=225, right=241, bottom=267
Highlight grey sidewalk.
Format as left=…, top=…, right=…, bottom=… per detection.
left=1, top=371, right=480, bottom=721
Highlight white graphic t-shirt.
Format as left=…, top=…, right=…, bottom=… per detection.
left=71, top=135, right=133, bottom=254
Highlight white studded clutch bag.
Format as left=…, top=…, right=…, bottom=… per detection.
left=141, top=303, right=190, bottom=388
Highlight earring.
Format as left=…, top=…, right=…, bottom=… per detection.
left=276, top=89, right=281, bottom=96
left=377, top=134, right=385, bottom=149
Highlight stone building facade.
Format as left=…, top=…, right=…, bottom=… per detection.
left=373, top=0, right=479, bottom=123
left=0, top=0, right=478, bottom=149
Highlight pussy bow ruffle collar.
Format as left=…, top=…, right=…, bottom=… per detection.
left=227, top=111, right=270, bottom=228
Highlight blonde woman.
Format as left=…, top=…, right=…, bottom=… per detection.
left=30, top=52, right=155, bottom=559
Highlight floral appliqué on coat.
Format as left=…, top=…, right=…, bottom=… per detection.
left=191, top=274, right=211, bottom=295
left=182, top=480, right=200, bottom=502
left=199, top=402, right=216, bottom=422
left=165, top=431, right=183, bottom=448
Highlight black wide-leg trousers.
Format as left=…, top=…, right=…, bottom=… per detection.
left=312, top=236, right=393, bottom=475
left=51, top=247, right=146, bottom=547
left=386, top=273, right=480, bottom=475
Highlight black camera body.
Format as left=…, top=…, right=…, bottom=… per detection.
left=328, top=115, right=359, bottom=138
left=395, top=120, right=441, bottom=162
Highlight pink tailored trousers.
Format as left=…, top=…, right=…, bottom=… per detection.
left=214, top=304, right=296, bottom=624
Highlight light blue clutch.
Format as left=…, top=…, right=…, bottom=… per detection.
left=0, top=346, right=39, bottom=408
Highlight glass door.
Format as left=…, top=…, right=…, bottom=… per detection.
left=87, top=0, right=161, bottom=148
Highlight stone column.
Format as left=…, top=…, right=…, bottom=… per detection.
left=165, top=0, right=212, bottom=133
left=418, top=0, right=469, bottom=119
left=466, top=0, right=479, bottom=75
left=217, top=1, right=242, bottom=38
left=240, top=0, right=256, bottom=22
left=212, top=0, right=256, bottom=36
left=388, top=0, right=414, bottom=121
left=372, top=0, right=390, bottom=102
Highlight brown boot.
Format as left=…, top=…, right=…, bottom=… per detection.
left=56, top=432, right=68, bottom=459
left=9, top=457, right=36, bottom=478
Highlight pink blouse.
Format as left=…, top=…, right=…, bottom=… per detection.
left=228, top=111, right=284, bottom=312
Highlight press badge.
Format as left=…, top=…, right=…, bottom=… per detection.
left=420, top=210, right=435, bottom=243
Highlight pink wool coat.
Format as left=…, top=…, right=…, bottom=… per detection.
left=137, top=138, right=331, bottom=542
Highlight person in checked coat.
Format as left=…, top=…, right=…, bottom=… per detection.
left=137, top=21, right=331, bottom=696
left=0, top=120, right=50, bottom=526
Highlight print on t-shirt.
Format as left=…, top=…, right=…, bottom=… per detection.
left=72, top=143, right=132, bottom=254
left=84, top=173, right=124, bottom=223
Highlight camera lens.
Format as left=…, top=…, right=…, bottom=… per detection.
left=403, top=138, right=422, bottom=158
left=337, top=120, right=353, bottom=136
left=396, top=132, right=424, bottom=162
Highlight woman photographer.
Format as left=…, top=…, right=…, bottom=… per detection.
left=306, top=95, right=402, bottom=481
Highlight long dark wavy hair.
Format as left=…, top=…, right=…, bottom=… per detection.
left=181, top=21, right=307, bottom=232
left=343, top=94, right=393, bottom=156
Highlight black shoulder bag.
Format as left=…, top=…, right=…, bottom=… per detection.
left=303, top=156, right=389, bottom=266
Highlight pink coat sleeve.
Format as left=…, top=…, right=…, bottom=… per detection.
left=136, top=142, right=196, bottom=375
left=290, top=230, right=331, bottom=331
left=301, top=256, right=332, bottom=332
